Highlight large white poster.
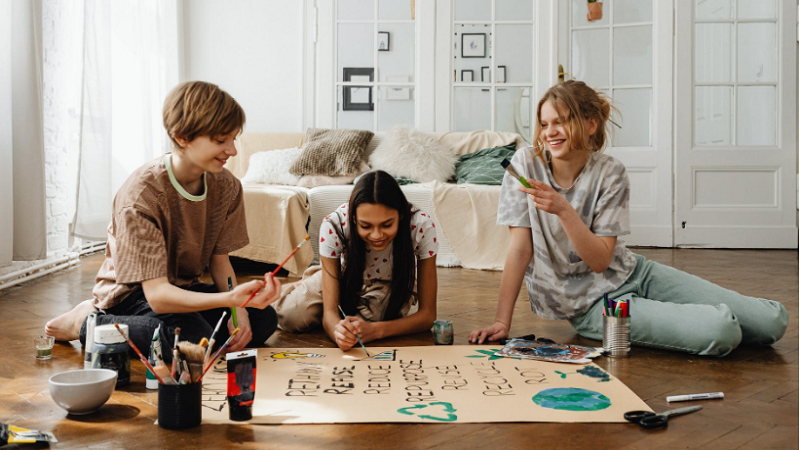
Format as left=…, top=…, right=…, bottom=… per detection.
left=201, top=346, right=650, bottom=424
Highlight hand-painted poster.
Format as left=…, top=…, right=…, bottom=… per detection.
left=200, top=346, right=650, bottom=424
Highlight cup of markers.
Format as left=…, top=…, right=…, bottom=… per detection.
left=602, top=294, right=630, bottom=358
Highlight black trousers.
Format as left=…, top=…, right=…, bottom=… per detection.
left=79, top=283, right=277, bottom=362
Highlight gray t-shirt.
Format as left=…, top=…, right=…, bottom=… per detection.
left=497, top=148, right=637, bottom=319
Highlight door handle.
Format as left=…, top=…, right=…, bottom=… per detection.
left=558, top=64, right=572, bottom=83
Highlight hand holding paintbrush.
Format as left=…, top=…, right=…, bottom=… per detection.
left=240, top=235, right=308, bottom=309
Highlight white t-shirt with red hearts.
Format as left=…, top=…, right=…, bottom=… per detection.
left=319, top=202, right=438, bottom=282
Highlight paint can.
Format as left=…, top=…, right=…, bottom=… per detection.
left=432, top=319, right=454, bottom=345
left=91, top=324, right=131, bottom=387
left=602, top=316, right=630, bottom=358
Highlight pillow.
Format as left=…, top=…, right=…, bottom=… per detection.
left=368, top=127, right=457, bottom=183
left=240, top=147, right=303, bottom=185
left=289, top=128, right=374, bottom=176
left=455, top=143, right=517, bottom=185
left=296, top=162, right=371, bottom=188
left=438, top=130, right=521, bottom=157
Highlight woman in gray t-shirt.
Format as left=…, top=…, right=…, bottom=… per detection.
left=469, top=81, right=787, bottom=356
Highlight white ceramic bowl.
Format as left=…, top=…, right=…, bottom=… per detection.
left=49, top=369, right=117, bottom=415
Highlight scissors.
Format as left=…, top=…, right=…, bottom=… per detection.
left=624, top=405, right=702, bottom=429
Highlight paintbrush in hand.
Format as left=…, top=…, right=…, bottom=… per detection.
left=338, top=305, right=370, bottom=358
left=240, top=235, right=310, bottom=308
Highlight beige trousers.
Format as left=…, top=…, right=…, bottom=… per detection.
left=273, top=265, right=325, bottom=332
left=273, top=265, right=418, bottom=333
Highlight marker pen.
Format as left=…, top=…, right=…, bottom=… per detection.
left=666, top=392, right=724, bottom=402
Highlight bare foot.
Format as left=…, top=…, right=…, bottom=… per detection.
left=45, top=299, right=96, bottom=342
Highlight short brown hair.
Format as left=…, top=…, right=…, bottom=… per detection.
left=533, top=80, right=616, bottom=161
left=162, top=81, right=246, bottom=149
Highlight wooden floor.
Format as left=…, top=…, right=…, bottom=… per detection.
left=0, top=249, right=797, bottom=449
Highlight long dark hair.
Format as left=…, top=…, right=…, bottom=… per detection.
left=339, top=170, right=416, bottom=321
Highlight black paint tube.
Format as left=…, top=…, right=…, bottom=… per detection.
left=227, top=349, right=257, bottom=421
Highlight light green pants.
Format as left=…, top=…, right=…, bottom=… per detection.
left=569, top=254, right=788, bottom=357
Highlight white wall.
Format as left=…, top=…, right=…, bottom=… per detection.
left=43, top=0, right=81, bottom=256
left=183, top=0, right=305, bottom=133
left=0, top=0, right=13, bottom=268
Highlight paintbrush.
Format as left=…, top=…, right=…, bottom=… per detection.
left=228, top=276, right=238, bottom=329
left=178, top=341, right=207, bottom=364
left=204, top=310, right=227, bottom=367
left=500, top=159, right=534, bottom=189
left=240, top=235, right=310, bottom=309
left=197, top=328, right=240, bottom=383
left=172, top=327, right=181, bottom=378
left=153, top=361, right=176, bottom=385
left=338, top=305, right=370, bottom=358
left=113, top=323, right=165, bottom=384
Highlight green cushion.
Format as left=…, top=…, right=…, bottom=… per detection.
left=454, top=143, right=517, bottom=185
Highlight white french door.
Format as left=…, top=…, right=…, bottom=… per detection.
left=556, top=0, right=674, bottom=246
left=675, top=0, right=798, bottom=248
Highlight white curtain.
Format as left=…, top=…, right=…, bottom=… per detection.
left=72, top=0, right=181, bottom=241
left=0, top=0, right=48, bottom=265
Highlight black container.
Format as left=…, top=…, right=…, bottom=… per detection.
left=228, top=398, right=253, bottom=421
left=158, top=382, right=202, bottom=429
left=91, top=341, right=131, bottom=387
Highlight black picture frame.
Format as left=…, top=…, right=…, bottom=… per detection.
left=481, top=66, right=490, bottom=82
left=342, top=68, right=374, bottom=111
left=378, top=31, right=390, bottom=51
left=497, top=65, right=507, bottom=83
left=461, top=33, right=486, bottom=58
left=461, top=70, right=474, bottom=82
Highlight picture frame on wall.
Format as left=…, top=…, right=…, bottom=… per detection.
left=481, top=66, right=490, bottom=82
left=461, top=70, right=474, bottom=82
left=497, top=66, right=507, bottom=83
left=343, top=67, right=374, bottom=111
left=461, top=33, right=486, bottom=58
left=378, top=31, right=390, bottom=51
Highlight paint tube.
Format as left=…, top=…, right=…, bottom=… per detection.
left=83, top=311, right=99, bottom=369
left=1, top=423, right=58, bottom=446
left=145, top=325, right=161, bottom=389
left=227, top=349, right=257, bottom=421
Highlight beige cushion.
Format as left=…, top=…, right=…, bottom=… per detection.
left=290, top=128, right=374, bottom=176
left=437, top=130, right=523, bottom=157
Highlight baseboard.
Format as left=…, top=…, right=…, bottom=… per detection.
left=675, top=226, right=799, bottom=249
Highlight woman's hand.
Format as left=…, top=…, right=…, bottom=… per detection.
left=226, top=310, right=251, bottom=353
left=333, top=316, right=380, bottom=351
left=468, top=321, right=509, bottom=344
left=520, top=180, right=573, bottom=217
left=229, top=274, right=281, bottom=309
left=333, top=316, right=359, bottom=351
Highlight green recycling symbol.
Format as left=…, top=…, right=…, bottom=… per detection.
left=397, top=402, right=458, bottom=422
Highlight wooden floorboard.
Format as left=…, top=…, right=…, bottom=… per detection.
left=0, top=248, right=796, bottom=449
